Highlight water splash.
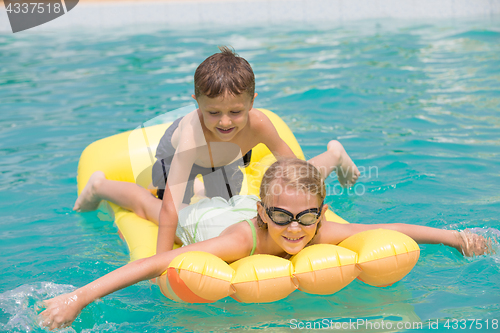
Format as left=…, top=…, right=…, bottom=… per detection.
left=0, top=282, right=75, bottom=332
left=468, top=227, right=500, bottom=262
left=81, top=322, right=123, bottom=332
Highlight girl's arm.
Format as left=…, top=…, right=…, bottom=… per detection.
left=40, top=254, right=169, bottom=330
left=335, top=222, right=489, bottom=256
left=40, top=223, right=254, bottom=330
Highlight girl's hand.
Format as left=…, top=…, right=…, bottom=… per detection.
left=456, top=230, right=493, bottom=256
left=39, top=291, right=84, bottom=330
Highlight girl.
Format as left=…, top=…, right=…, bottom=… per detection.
left=41, top=158, right=489, bottom=330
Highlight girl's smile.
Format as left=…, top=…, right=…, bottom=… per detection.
left=282, top=235, right=306, bottom=243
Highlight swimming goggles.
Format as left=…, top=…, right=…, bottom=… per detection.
left=264, top=201, right=323, bottom=226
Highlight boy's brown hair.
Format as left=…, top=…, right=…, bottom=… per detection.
left=194, top=46, right=255, bottom=99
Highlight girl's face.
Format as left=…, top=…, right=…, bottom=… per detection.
left=258, top=189, right=326, bottom=255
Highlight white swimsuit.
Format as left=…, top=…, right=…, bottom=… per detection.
left=176, top=195, right=259, bottom=245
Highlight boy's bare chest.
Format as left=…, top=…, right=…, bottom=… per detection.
left=171, top=129, right=257, bottom=168
left=194, top=143, right=246, bottom=168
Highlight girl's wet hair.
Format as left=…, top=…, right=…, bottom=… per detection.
left=257, top=158, right=326, bottom=229
left=194, top=46, right=255, bottom=99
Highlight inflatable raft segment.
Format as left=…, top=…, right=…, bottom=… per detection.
left=158, top=229, right=420, bottom=303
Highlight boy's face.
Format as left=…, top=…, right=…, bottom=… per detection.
left=193, top=92, right=257, bottom=142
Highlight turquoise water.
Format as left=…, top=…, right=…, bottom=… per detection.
left=1, top=20, right=500, bottom=332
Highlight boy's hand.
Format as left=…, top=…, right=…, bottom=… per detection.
left=39, top=292, right=83, bottom=330
left=456, top=230, right=494, bottom=256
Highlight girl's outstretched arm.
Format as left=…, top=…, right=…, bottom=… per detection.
left=40, top=256, right=166, bottom=330
left=330, top=222, right=491, bottom=256
left=40, top=223, right=253, bottom=330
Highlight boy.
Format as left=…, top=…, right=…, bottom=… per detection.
left=74, top=46, right=360, bottom=254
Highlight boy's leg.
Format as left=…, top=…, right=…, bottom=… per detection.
left=308, top=140, right=360, bottom=187
left=74, top=171, right=162, bottom=224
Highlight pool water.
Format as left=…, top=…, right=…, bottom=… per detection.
left=1, top=19, right=500, bottom=332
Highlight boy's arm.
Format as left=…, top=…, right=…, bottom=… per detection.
left=254, top=111, right=296, bottom=159
left=157, top=120, right=199, bottom=254
left=328, top=222, right=489, bottom=256
left=157, top=182, right=181, bottom=253
left=41, top=224, right=253, bottom=330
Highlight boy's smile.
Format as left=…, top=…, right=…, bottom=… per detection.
left=193, top=92, right=256, bottom=142
left=216, top=127, right=235, bottom=135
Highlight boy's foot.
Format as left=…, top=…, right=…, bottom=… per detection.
left=73, top=171, right=106, bottom=212
left=328, top=140, right=360, bottom=187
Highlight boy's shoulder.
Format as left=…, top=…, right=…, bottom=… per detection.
left=248, top=107, right=265, bottom=118
left=173, top=109, right=206, bottom=147
left=247, top=108, right=273, bottom=130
